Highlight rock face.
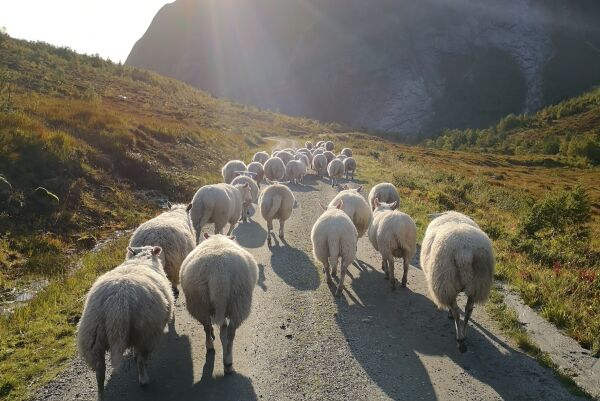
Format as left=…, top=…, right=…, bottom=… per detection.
left=126, top=0, right=600, bottom=138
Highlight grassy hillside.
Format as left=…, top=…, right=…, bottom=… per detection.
left=423, top=86, right=600, bottom=166
left=0, top=33, right=338, bottom=400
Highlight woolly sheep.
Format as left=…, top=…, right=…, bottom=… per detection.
left=296, top=147, right=310, bottom=154
left=247, top=161, right=265, bottom=188
left=420, top=211, right=479, bottom=266
left=180, top=234, right=258, bottom=374
left=420, top=213, right=494, bottom=353
left=128, top=203, right=195, bottom=297
left=343, top=157, right=357, bottom=180
left=259, top=182, right=295, bottom=246
left=329, top=185, right=371, bottom=238
left=316, top=140, right=325, bottom=148
left=78, top=246, right=173, bottom=399
left=222, top=160, right=247, bottom=184
left=296, top=153, right=310, bottom=169
left=311, top=200, right=357, bottom=296
left=276, top=150, right=294, bottom=166
left=188, top=183, right=252, bottom=243
left=341, top=148, right=353, bottom=157
left=327, top=158, right=345, bottom=187
left=367, top=182, right=400, bottom=211
left=231, top=175, right=259, bottom=222
left=286, top=159, right=306, bottom=184
left=312, top=154, right=327, bottom=178
left=312, top=148, right=325, bottom=156
left=252, top=151, right=269, bottom=165
left=325, top=141, right=334, bottom=151
left=336, top=154, right=347, bottom=161
left=305, top=141, right=313, bottom=150
left=323, top=150, right=335, bottom=165
left=264, top=157, right=286, bottom=181
left=368, top=199, right=417, bottom=290
left=271, top=149, right=280, bottom=157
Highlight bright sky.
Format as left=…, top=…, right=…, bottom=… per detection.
left=0, top=0, right=173, bottom=62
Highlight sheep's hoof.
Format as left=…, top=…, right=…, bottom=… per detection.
left=172, top=286, right=180, bottom=299
left=447, top=309, right=454, bottom=319
left=401, top=280, right=407, bottom=288
left=267, top=238, right=272, bottom=247
left=457, top=339, right=467, bottom=353
left=335, top=288, right=343, bottom=297
left=391, top=281, right=397, bottom=291
left=224, top=363, right=235, bottom=375
left=279, top=234, right=284, bottom=240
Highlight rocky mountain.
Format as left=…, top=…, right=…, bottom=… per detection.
left=126, top=0, right=600, bottom=139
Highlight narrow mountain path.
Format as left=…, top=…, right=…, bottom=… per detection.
left=33, top=139, right=585, bottom=401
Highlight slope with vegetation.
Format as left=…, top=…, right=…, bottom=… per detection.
left=310, top=132, right=599, bottom=359
left=424, top=86, right=600, bottom=166
left=0, top=33, right=337, bottom=400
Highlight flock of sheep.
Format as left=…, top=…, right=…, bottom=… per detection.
left=76, top=139, right=495, bottom=400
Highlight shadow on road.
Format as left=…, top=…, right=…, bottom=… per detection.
left=334, top=266, right=584, bottom=401
left=233, top=220, right=267, bottom=248
left=270, top=244, right=320, bottom=291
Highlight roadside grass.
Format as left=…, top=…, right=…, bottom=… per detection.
left=306, top=133, right=599, bottom=357
left=0, top=236, right=129, bottom=400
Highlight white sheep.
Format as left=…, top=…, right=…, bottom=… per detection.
left=221, top=160, right=247, bottom=184
left=325, top=141, right=334, bottom=151
left=252, top=151, right=270, bottom=165
left=305, top=141, right=313, bottom=150
left=247, top=161, right=265, bottom=188
left=312, top=154, right=327, bottom=178
left=295, top=153, right=310, bottom=170
left=259, top=182, right=295, bottom=246
left=343, top=157, right=357, bottom=180
left=276, top=150, right=294, bottom=165
left=341, top=148, right=353, bottom=157
left=336, top=154, right=347, bottom=161
left=420, top=213, right=494, bottom=353
left=316, top=141, right=325, bottom=148
left=367, top=182, right=400, bottom=211
left=368, top=199, right=416, bottom=290
left=420, top=211, right=479, bottom=265
left=286, top=159, right=307, bottom=184
left=329, top=185, right=371, bottom=238
left=263, top=156, right=286, bottom=181
left=311, top=200, right=357, bottom=296
left=327, top=158, right=345, bottom=187
left=312, top=148, right=325, bottom=156
left=231, top=175, right=259, bottom=222
left=127, top=203, right=195, bottom=297
left=323, top=150, right=335, bottom=165
left=188, top=183, right=252, bottom=242
left=180, top=234, right=258, bottom=374
left=78, top=246, right=173, bottom=399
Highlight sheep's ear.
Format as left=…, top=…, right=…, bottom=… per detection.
left=186, top=203, right=193, bottom=212
left=203, top=232, right=210, bottom=240
left=167, top=201, right=173, bottom=209
left=390, top=201, right=398, bottom=210
left=127, top=246, right=136, bottom=255
left=152, top=246, right=162, bottom=256
left=336, top=200, right=343, bottom=209
left=374, top=198, right=380, bottom=207
left=243, top=182, right=249, bottom=188
left=228, top=235, right=236, bottom=241
left=356, top=185, right=363, bottom=193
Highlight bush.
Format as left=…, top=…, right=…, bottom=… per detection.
left=514, top=186, right=592, bottom=266
left=566, top=133, right=600, bottom=165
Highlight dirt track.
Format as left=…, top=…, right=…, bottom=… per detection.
left=33, top=139, right=585, bottom=401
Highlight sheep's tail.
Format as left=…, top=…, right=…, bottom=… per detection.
left=193, top=200, right=212, bottom=244
left=265, top=194, right=282, bottom=220
left=208, top=273, right=229, bottom=327
left=104, top=292, right=130, bottom=373
left=77, top=308, right=107, bottom=372
left=328, top=236, right=340, bottom=263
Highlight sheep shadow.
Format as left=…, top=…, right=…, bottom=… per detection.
left=257, top=263, right=267, bottom=291
left=232, top=220, right=267, bottom=248
left=269, top=244, right=320, bottom=291
left=102, top=328, right=195, bottom=400
left=179, top=351, right=258, bottom=401
left=334, top=266, right=587, bottom=401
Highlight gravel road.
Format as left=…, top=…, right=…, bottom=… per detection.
left=33, top=139, right=586, bottom=401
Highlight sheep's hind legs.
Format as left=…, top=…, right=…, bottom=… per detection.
left=279, top=220, right=285, bottom=240
left=135, top=350, right=150, bottom=385
left=95, top=357, right=105, bottom=401
left=220, top=323, right=236, bottom=374
left=204, top=324, right=215, bottom=351
left=450, top=300, right=468, bottom=353
left=401, top=256, right=409, bottom=287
